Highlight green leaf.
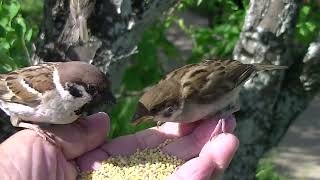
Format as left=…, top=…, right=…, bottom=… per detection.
left=301, top=6, right=310, bottom=16
left=298, top=26, right=307, bottom=36
left=0, top=50, right=16, bottom=72
left=0, top=0, right=33, bottom=70
left=0, top=38, right=10, bottom=49
left=25, top=28, right=32, bottom=41
left=13, top=15, right=27, bottom=36
left=0, top=17, right=9, bottom=28
left=5, top=30, right=17, bottom=45
left=3, top=0, right=20, bottom=20
left=305, top=22, right=316, bottom=31
left=196, top=0, right=203, bottom=6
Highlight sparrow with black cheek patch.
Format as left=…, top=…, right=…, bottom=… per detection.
left=131, top=59, right=287, bottom=137
left=0, top=61, right=116, bottom=144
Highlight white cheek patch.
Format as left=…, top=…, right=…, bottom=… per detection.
left=58, top=84, right=92, bottom=116
left=53, top=68, right=92, bottom=109
left=73, top=84, right=92, bottom=103
left=53, top=68, right=70, bottom=99
left=53, top=68, right=92, bottom=103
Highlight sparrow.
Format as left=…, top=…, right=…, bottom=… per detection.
left=131, top=59, right=287, bottom=131
left=0, top=61, right=116, bottom=144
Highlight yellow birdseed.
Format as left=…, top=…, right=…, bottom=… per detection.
left=78, top=139, right=185, bottom=180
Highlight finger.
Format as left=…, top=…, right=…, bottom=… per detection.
left=47, top=112, right=110, bottom=159
left=80, top=116, right=234, bottom=172
left=167, top=156, right=215, bottom=180
left=77, top=122, right=196, bottom=171
left=76, top=148, right=109, bottom=172
left=168, top=133, right=239, bottom=180
left=163, top=116, right=236, bottom=160
left=101, top=122, right=197, bottom=156
left=0, top=113, right=109, bottom=179
left=200, top=133, right=239, bottom=177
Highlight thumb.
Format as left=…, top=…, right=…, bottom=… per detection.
left=47, top=112, right=110, bottom=159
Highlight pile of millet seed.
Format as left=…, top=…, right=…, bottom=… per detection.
left=79, top=139, right=185, bottom=180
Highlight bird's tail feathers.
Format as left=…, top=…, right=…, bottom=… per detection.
left=253, top=64, right=288, bottom=71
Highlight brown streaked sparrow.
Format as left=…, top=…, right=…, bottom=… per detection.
left=0, top=61, right=116, bottom=143
left=131, top=59, right=287, bottom=131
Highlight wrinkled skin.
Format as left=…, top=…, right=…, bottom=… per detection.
left=0, top=113, right=238, bottom=180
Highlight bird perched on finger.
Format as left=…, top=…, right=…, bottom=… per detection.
left=0, top=61, right=116, bottom=144
left=131, top=59, right=287, bottom=130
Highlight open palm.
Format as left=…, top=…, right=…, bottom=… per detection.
left=0, top=113, right=238, bottom=180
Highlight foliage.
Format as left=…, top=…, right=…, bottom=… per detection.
left=0, top=0, right=35, bottom=73
left=109, top=24, right=179, bottom=137
left=256, top=158, right=285, bottom=180
left=178, top=0, right=248, bottom=63
left=19, top=0, right=43, bottom=35
left=295, top=1, right=320, bottom=45
left=109, top=0, right=248, bottom=137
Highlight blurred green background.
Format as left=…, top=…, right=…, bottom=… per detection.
left=0, top=0, right=319, bottom=179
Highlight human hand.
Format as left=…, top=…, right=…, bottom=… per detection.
left=0, top=113, right=238, bottom=180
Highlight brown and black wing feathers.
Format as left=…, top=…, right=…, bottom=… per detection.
left=179, top=59, right=256, bottom=102
left=140, top=79, right=181, bottom=112
left=0, top=63, right=56, bottom=106
left=165, top=64, right=198, bottom=81
left=20, top=64, right=56, bottom=93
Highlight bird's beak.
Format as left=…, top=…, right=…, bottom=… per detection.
left=131, top=102, right=153, bottom=126
left=105, top=91, right=116, bottom=105
left=131, top=114, right=154, bottom=126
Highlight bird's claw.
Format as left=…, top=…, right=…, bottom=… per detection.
left=34, top=128, right=58, bottom=146
left=209, top=119, right=226, bottom=141
left=16, top=122, right=59, bottom=147
left=156, top=121, right=164, bottom=128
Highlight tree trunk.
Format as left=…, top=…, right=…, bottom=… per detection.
left=227, top=0, right=320, bottom=179
left=35, top=0, right=178, bottom=87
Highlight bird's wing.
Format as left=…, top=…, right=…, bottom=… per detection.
left=165, top=64, right=198, bottom=81
left=0, top=63, right=57, bottom=106
left=140, top=79, right=181, bottom=112
left=179, top=59, right=255, bottom=103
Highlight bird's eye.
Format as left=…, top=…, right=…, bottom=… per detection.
left=86, top=85, right=96, bottom=95
left=163, top=106, right=174, bottom=117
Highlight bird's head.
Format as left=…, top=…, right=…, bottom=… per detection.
left=57, top=61, right=116, bottom=114
left=131, top=80, right=181, bottom=125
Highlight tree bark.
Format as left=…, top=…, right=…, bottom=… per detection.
left=227, top=0, right=320, bottom=179
left=35, top=0, right=177, bottom=87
